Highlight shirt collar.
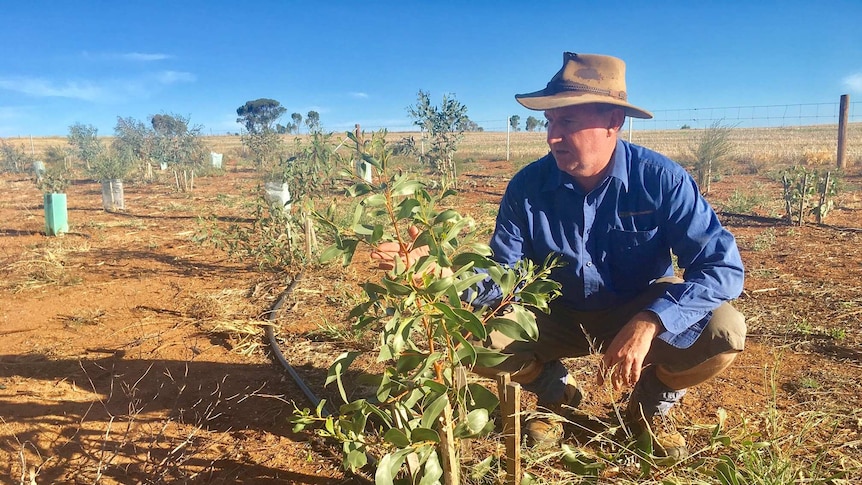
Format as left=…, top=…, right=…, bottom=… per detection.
left=543, top=139, right=630, bottom=192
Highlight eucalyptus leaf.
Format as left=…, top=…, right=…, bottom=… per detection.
left=418, top=451, right=443, bottom=485
left=383, top=428, right=411, bottom=448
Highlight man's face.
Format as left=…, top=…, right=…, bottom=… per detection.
left=544, top=104, right=622, bottom=183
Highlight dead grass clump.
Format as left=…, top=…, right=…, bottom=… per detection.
left=185, top=288, right=271, bottom=356
left=5, top=239, right=90, bottom=291
left=207, top=319, right=273, bottom=356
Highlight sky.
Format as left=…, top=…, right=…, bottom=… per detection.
left=1, top=0, right=860, bottom=137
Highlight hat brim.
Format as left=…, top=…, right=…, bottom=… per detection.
left=515, top=90, right=653, bottom=119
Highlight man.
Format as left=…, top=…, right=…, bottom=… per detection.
left=377, top=52, right=746, bottom=459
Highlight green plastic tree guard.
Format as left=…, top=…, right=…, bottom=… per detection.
left=44, top=193, right=69, bottom=235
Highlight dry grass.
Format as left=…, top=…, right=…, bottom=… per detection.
left=3, top=238, right=90, bottom=291
left=184, top=288, right=274, bottom=356
left=6, top=123, right=860, bottom=170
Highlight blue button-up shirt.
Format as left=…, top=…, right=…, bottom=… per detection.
left=473, top=139, right=744, bottom=348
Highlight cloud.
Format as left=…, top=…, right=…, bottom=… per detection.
left=0, top=76, right=102, bottom=101
left=349, top=92, right=369, bottom=99
left=154, top=70, right=196, bottom=84
left=82, top=51, right=173, bottom=62
left=0, top=71, right=195, bottom=103
left=120, top=52, right=173, bottom=62
left=843, top=72, right=862, bottom=93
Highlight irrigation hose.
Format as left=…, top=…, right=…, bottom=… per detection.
left=265, top=271, right=378, bottom=481
left=265, top=271, right=334, bottom=417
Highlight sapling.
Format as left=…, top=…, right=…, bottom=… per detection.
left=292, top=130, right=562, bottom=483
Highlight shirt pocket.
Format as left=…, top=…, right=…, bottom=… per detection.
left=607, top=227, right=662, bottom=291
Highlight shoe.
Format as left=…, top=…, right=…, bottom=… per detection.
left=525, top=375, right=584, bottom=447
left=626, top=366, right=688, bottom=461
left=626, top=402, right=688, bottom=462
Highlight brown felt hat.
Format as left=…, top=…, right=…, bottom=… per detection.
left=515, top=52, right=653, bottom=119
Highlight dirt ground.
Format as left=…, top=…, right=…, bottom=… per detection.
left=1, top=159, right=861, bottom=484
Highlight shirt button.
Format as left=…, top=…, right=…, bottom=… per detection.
left=586, top=262, right=593, bottom=267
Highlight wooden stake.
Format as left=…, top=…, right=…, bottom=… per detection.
left=496, top=372, right=521, bottom=485
left=439, top=398, right=460, bottom=485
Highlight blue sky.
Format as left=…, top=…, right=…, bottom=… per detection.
left=1, top=0, right=860, bottom=137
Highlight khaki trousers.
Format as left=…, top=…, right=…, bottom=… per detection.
left=476, top=279, right=746, bottom=389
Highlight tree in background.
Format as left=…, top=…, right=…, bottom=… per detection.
left=291, top=112, right=303, bottom=133
left=463, top=118, right=484, bottom=132
left=305, top=111, right=321, bottom=133
left=237, top=99, right=286, bottom=171
left=407, top=89, right=469, bottom=188
left=509, top=115, right=520, bottom=132
left=525, top=115, right=543, bottom=132
left=67, top=123, right=103, bottom=171
left=236, top=98, right=287, bottom=134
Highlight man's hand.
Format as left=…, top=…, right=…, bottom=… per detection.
left=598, top=311, right=663, bottom=390
left=370, top=226, right=429, bottom=270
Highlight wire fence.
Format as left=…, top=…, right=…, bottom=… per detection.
left=5, top=100, right=860, bottom=166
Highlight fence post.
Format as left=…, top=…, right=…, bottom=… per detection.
left=506, top=118, right=511, bottom=162
left=837, top=94, right=849, bottom=169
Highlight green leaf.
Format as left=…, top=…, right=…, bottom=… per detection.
left=382, top=278, right=413, bottom=296
left=423, top=275, right=454, bottom=297
left=465, top=383, right=499, bottom=412
left=432, top=209, right=460, bottom=225
left=451, top=252, right=493, bottom=269
left=453, top=408, right=489, bottom=438
left=374, top=451, right=399, bottom=485
left=473, top=346, right=510, bottom=368
left=453, top=333, right=477, bottom=367
left=383, top=428, right=411, bottom=448
left=347, top=182, right=373, bottom=197
left=319, top=244, right=344, bottom=264
left=395, top=198, right=421, bottom=220
left=340, top=239, right=359, bottom=266
left=361, top=152, right=382, bottom=171
left=419, top=394, right=448, bottom=430
left=454, top=272, right=489, bottom=295
left=395, top=352, right=425, bottom=374
left=410, top=427, right=440, bottom=443
left=390, top=178, right=424, bottom=197
left=363, top=193, right=387, bottom=207
left=487, top=317, right=530, bottom=342
left=346, top=449, right=368, bottom=471
left=470, top=456, right=494, bottom=482
left=376, top=371, right=392, bottom=402
left=456, top=308, right=486, bottom=340
left=326, top=352, right=360, bottom=403
left=418, top=451, right=443, bottom=485
left=560, top=444, right=602, bottom=476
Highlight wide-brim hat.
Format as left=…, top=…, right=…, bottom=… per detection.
left=515, top=52, right=653, bottom=119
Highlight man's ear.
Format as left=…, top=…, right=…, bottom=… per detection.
left=608, top=108, right=625, bottom=132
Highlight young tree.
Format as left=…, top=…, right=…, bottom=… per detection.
left=690, top=120, right=735, bottom=194
left=113, top=116, right=153, bottom=162
left=236, top=98, right=287, bottom=134
left=407, top=89, right=469, bottom=188
left=67, top=123, right=103, bottom=170
left=509, top=115, right=520, bottom=132
left=305, top=110, right=321, bottom=133
left=148, top=113, right=206, bottom=171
